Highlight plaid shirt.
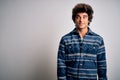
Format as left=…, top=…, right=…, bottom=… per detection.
left=57, top=28, right=107, bottom=80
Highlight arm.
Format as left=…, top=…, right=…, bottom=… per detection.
left=97, top=39, right=107, bottom=80
left=57, top=38, right=66, bottom=80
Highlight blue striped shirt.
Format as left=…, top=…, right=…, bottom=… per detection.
left=57, top=28, right=107, bottom=80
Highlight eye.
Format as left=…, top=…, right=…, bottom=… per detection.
left=75, top=16, right=79, bottom=19
left=75, top=16, right=80, bottom=19
left=83, top=15, right=88, bottom=19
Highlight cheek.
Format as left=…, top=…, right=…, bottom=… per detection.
left=74, top=20, right=79, bottom=24
left=85, top=20, right=89, bottom=24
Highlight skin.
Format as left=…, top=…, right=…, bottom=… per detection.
left=75, top=12, right=89, bottom=38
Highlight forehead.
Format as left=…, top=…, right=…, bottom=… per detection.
left=76, top=12, right=88, bottom=16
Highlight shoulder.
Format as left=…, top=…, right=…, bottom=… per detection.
left=59, top=28, right=77, bottom=45
left=92, top=31, right=103, bottom=40
left=61, top=28, right=78, bottom=40
left=91, top=31, right=104, bottom=45
left=61, top=31, right=73, bottom=41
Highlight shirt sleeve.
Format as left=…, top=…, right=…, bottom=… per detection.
left=97, top=38, right=107, bottom=80
left=57, top=37, right=67, bottom=80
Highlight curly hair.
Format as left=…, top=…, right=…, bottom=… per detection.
left=72, top=3, right=94, bottom=25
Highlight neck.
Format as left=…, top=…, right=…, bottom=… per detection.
left=77, top=27, right=88, bottom=38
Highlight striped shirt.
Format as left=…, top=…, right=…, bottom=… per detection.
left=57, top=28, right=107, bottom=80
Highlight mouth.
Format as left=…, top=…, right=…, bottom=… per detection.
left=79, top=23, right=84, bottom=25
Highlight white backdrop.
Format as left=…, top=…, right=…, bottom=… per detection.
left=0, top=0, right=120, bottom=80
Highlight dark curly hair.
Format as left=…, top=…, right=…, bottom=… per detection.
left=72, top=3, right=94, bottom=25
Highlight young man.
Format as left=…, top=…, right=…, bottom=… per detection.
left=57, top=3, right=107, bottom=80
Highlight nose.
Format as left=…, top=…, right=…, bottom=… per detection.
left=79, top=17, right=84, bottom=23
left=80, top=17, right=84, bottom=22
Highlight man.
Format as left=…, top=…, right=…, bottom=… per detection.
left=57, top=3, right=107, bottom=80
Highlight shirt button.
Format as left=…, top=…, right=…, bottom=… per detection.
left=69, top=46, right=71, bottom=48
left=80, top=46, right=82, bottom=48
left=93, top=47, right=95, bottom=49
left=80, top=64, right=82, bottom=66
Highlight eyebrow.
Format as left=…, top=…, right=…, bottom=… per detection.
left=76, top=14, right=88, bottom=17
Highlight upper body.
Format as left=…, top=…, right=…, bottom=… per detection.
left=57, top=3, right=107, bottom=80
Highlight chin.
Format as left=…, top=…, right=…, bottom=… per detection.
left=79, top=26, right=85, bottom=28
left=76, top=24, right=87, bottom=29
left=78, top=26, right=87, bottom=30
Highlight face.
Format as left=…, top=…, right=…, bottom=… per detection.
left=75, top=12, right=89, bottom=30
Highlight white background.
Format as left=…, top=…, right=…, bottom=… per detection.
left=0, top=0, right=120, bottom=80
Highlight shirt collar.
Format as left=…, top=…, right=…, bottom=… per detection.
left=72, top=27, right=94, bottom=35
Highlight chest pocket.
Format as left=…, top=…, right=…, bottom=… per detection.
left=82, top=44, right=98, bottom=54
left=66, top=43, right=80, bottom=54
left=65, top=43, right=80, bottom=67
left=65, top=44, right=77, bottom=61
left=82, top=44, right=98, bottom=68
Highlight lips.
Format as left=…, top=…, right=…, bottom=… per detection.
left=79, top=23, right=84, bottom=25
